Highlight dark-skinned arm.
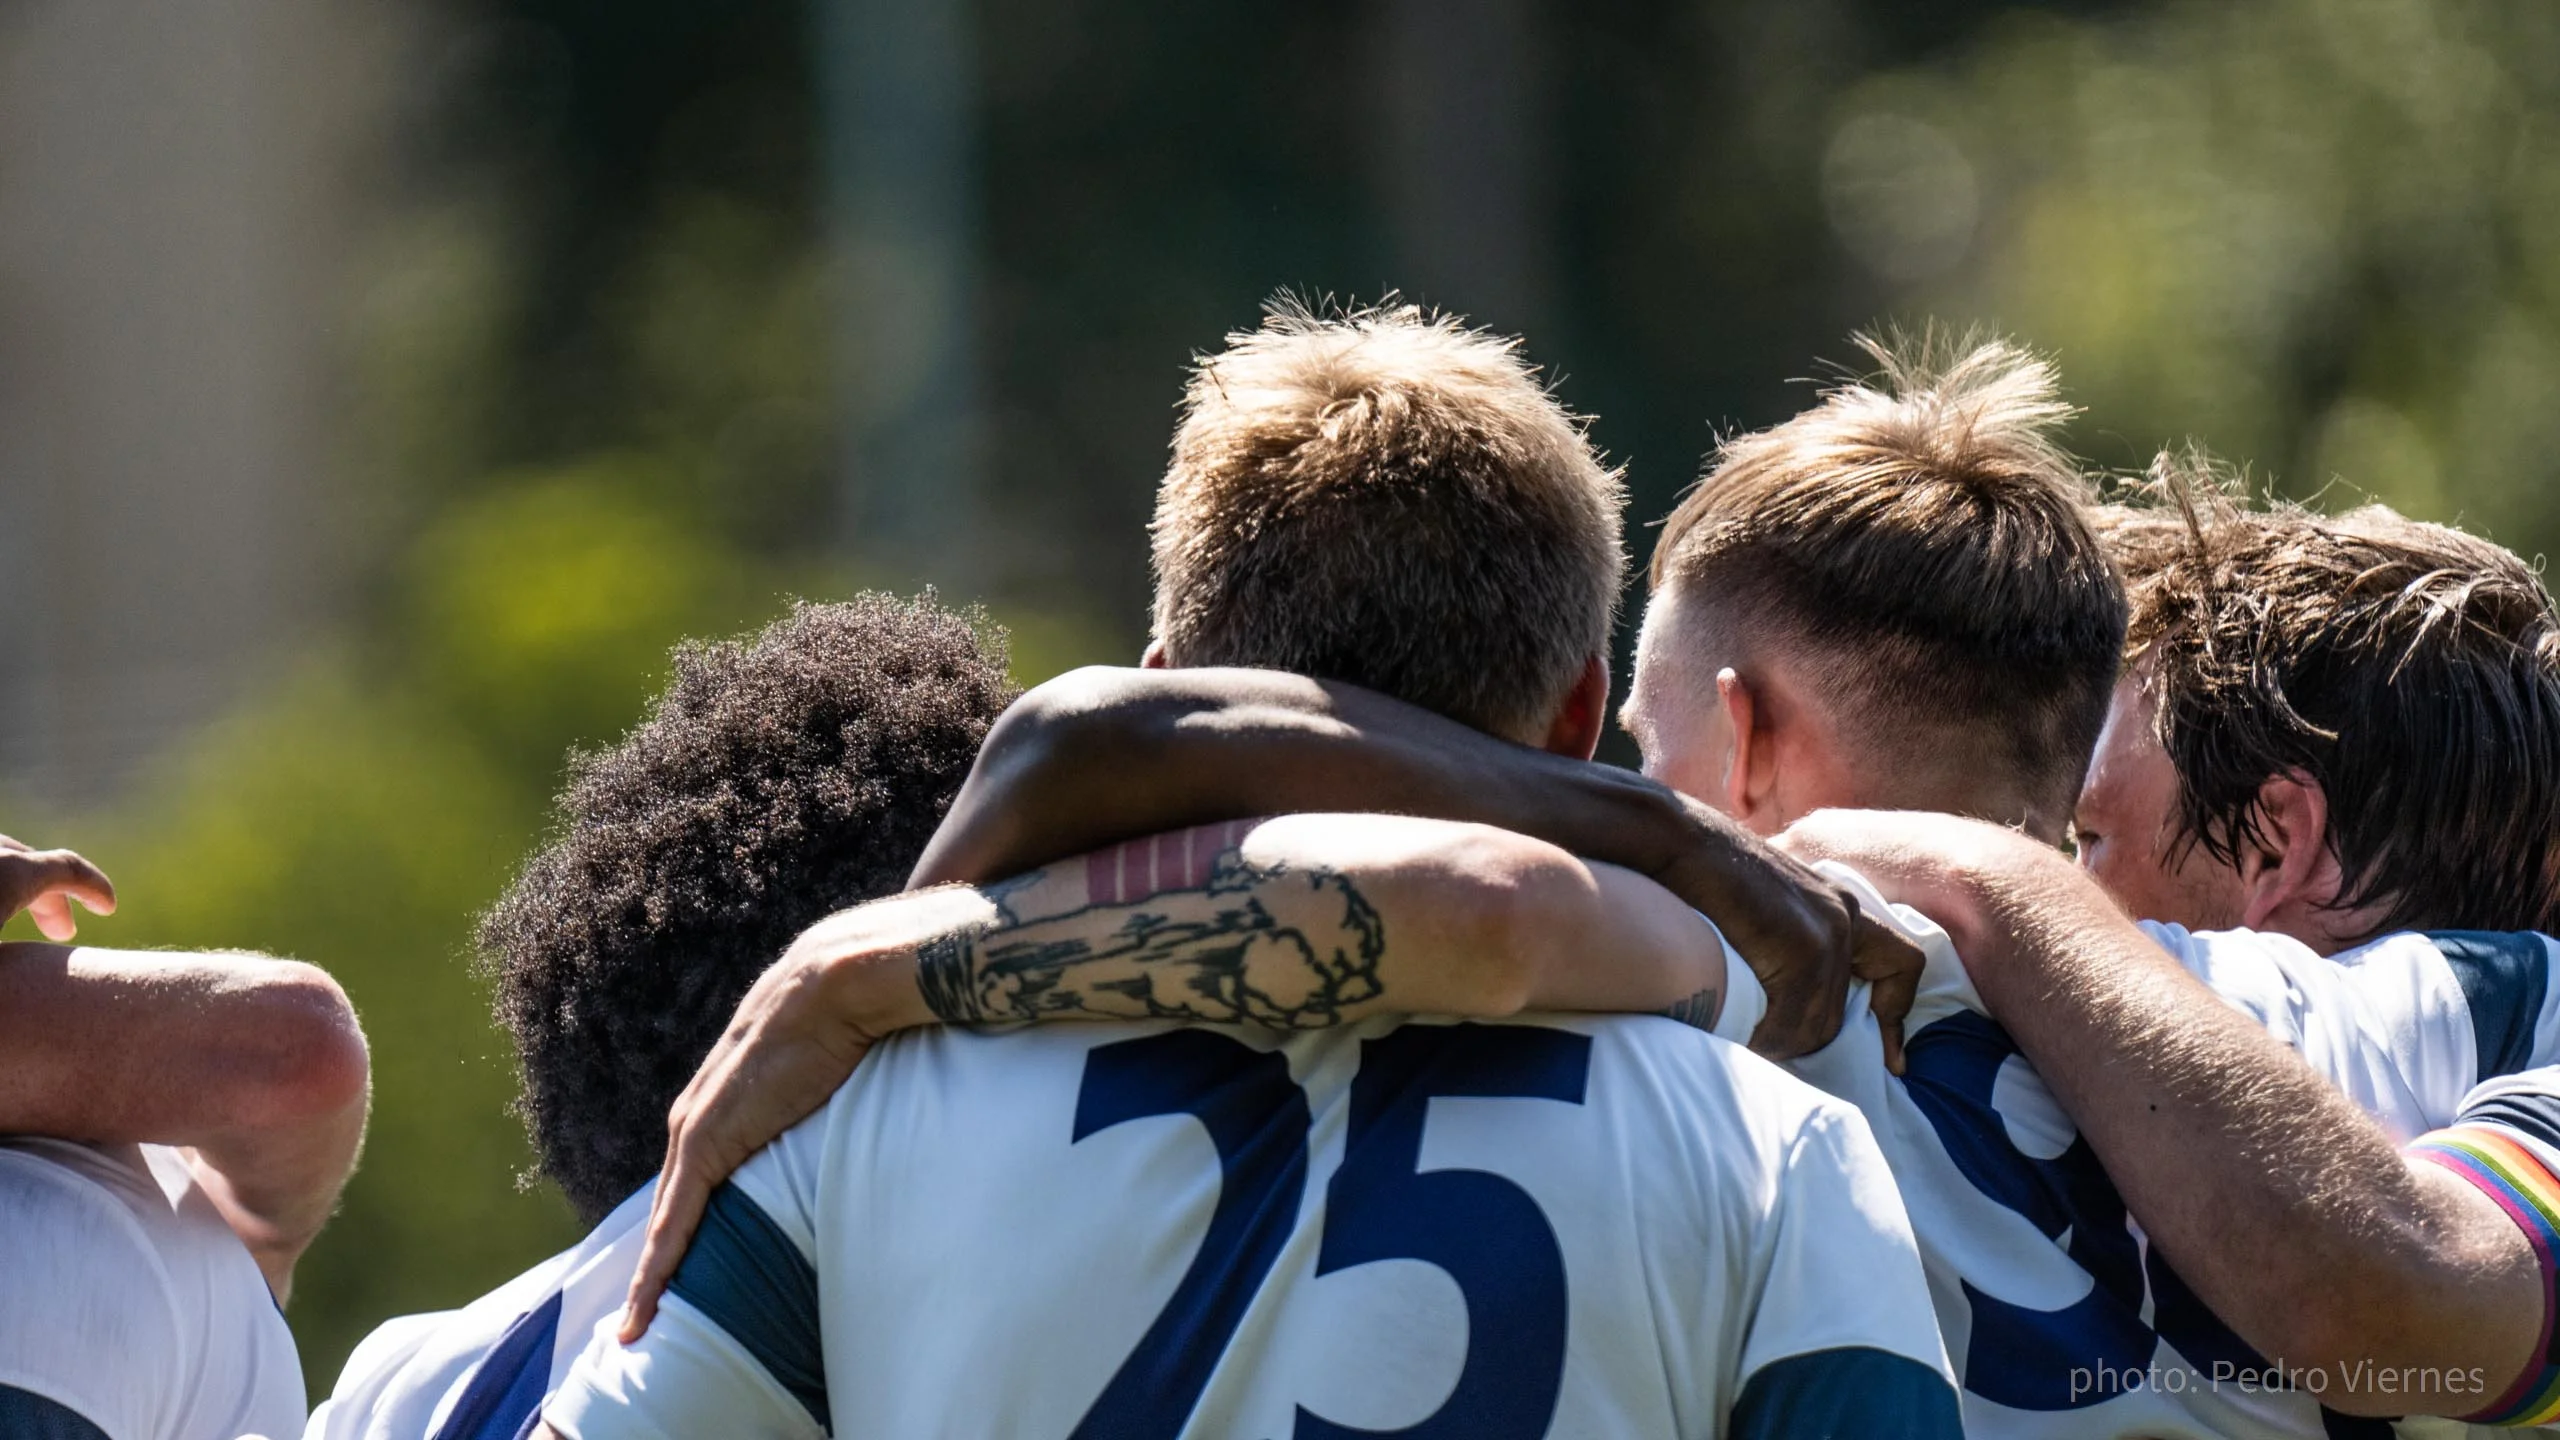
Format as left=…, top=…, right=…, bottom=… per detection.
left=618, top=813, right=1736, bottom=1339
left=912, top=665, right=1918, bottom=1062
left=1779, top=809, right=2537, bottom=1420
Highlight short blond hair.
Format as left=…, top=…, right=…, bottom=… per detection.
left=1651, top=333, right=2124, bottom=815
left=1151, top=299, right=1626, bottom=739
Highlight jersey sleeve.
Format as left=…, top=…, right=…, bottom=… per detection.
left=0, top=1155, right=181, bottom=1440
left=2405, top=1067, right=2560, bottom=1426
left=544, top=1154, right=828, bottom=1440
left=2134, top=923, right=2532, bottom=1127
left=2422, top=933, right=2560, bottom=1082
left=1728, top=1102, right=1962, bottom=1440
left=1702, top=915, right=1768, bottom=1045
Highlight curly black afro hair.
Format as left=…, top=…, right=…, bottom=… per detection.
left=481, top=593, right=1014, bottom=1221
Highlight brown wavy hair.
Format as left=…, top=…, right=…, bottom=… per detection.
left=2109, top=455, right=2560, bottom=938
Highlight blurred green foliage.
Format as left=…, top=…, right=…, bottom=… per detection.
left=7, top=0, right=2556, bottom=1403
left=7, top=465, right=1122, bottom=1391
left=1866, top=0, right=2560, bottom=553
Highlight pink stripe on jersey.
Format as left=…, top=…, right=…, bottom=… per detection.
left=1084, top=820, right=1263, bottom=904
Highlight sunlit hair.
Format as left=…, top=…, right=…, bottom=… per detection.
left=1650, top=330, right=2125, bottom=825
left=2107, top=452, right=2560, bottom=938
left=1151, top=296, right=1627, bottom=741
left=479, top=595, right=1013, bottom=1222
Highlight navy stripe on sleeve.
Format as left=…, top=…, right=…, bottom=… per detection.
left=2460, top=1086, right=2560, bottom=1154
left=1730, top=1347, right=1963, bottom=1440
left=2425, top=932, right=2550, bottom=1079
left=430, top=1290, right=561, bottom=1440
left=666, top=1182, right=829, bottom=1431
left=0, top=1384, right=110, bottom=1440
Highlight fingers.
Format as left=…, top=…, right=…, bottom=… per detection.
left=28, top=891, right=76, bottom=941
left=620, top=1127, right=718, bottom=1343
left=1749, top=953, right=1851, bottom=1059
left=3, top=848, right=117, bottom=938
left=53, top=851, right=117, bottom=916
left=1866, top=967, right=1918, bottom=1075
left=1851, top=916, right=1922, bottom=1076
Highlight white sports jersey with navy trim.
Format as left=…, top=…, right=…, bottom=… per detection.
left=546, top=1014, right=1958, bottom=1439
left=0, top=1139, right=305, bottom=1440
left=304, top=1184, right=654, bottom=1440
left=2139, top=925, right=2560, bottom=1137
left=1789, top=865, right=2560, bottom=1439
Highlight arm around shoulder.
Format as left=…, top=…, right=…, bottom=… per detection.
left=1232, top=813, right=1727, bottom=1025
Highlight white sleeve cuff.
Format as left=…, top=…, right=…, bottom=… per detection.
left=1705, top=918, right=1768, bottom=1045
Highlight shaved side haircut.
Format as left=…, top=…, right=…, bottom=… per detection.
left=2109, top=460, right=2560, bottom=937
left=1651, top=334, right=2127, bottom=821
left=1150, top=298, right=1627, bottom=742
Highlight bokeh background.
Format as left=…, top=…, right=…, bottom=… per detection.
left=3, top=0, right=2555, bottom=1394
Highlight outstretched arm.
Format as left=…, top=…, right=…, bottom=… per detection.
left=619, top=812, right=1730, bottom=1338
left=913, top=665, right=1915, bottom=1061
left=1778, top=809, right=2537, bottom=1420
left=0, top=839, right=369, bottom=1301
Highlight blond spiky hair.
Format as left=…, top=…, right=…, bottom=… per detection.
left=1150, top=297, right=1626, bottom=740
left=1650, top=330, right=2124, bottom=822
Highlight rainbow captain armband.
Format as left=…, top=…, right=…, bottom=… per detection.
left=2409, top=1126, right=2560, bottom=1425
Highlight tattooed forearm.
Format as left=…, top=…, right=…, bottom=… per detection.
left=914, top=849, right=1388, bottom=1029
left=1660, top=985, right=1720, bottom=1032
left=915, top=923, right=999, bottom=1025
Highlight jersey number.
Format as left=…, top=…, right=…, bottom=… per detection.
left=1900, top=1011, right=2262, bottom=1410
left=1067, top=1025, right=1591, bottom=1440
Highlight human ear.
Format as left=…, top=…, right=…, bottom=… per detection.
left=2237, top=773, right=2341, bottom=929
left=1139, top=640, right=1169, bottom=669
left=1717, top=668, right=1775, bottom=825
left=1540, top=654, right=1610, bottom=759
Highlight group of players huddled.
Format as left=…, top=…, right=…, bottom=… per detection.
left=5, top=300, right=2559, bottom=1440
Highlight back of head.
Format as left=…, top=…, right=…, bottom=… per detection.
left=481, top=595, right=1015, bottom=1222
left=1650, top=332, right=2127, bottom=823
left=1150, top=298, right=1628, bottom=742
left=2114, top=459, right=2560, bottom=936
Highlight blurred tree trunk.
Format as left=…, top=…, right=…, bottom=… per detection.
left=1376, top=0, right=1552, bottom=337
left=815, top=0, right=985, bottom=591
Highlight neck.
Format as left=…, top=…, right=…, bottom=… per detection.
left=1797, top=763, right=2070, bottom=847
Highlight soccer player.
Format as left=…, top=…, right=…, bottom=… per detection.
left=305, top=596, right=1016, bottom=1438
left=0, top=834, right=369, bottom=1440
left=1781, top=488, right=2560, bottom=1426
left=539, top=303, right=1958, bottom=1439
left=628, top=339, right=2560, bottom=1434
left=311, top=591, right=1878, bottom=1439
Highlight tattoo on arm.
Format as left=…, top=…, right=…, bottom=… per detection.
left=914, top=840, right=1388, bottom=1030
left=1660, top=986, right=1720, bottom=1032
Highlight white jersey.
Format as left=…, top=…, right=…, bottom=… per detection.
left=305, top=1186, right=653, bottom=1440
left=547, top=1014, right=1959, bottom=1439
left=0, top=1139, right=305, bottom=1440
left=1789, top=864, right=2560, bottom=1439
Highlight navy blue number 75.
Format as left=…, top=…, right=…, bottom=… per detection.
left=1067, top=1025, right=1593, bottom=1440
